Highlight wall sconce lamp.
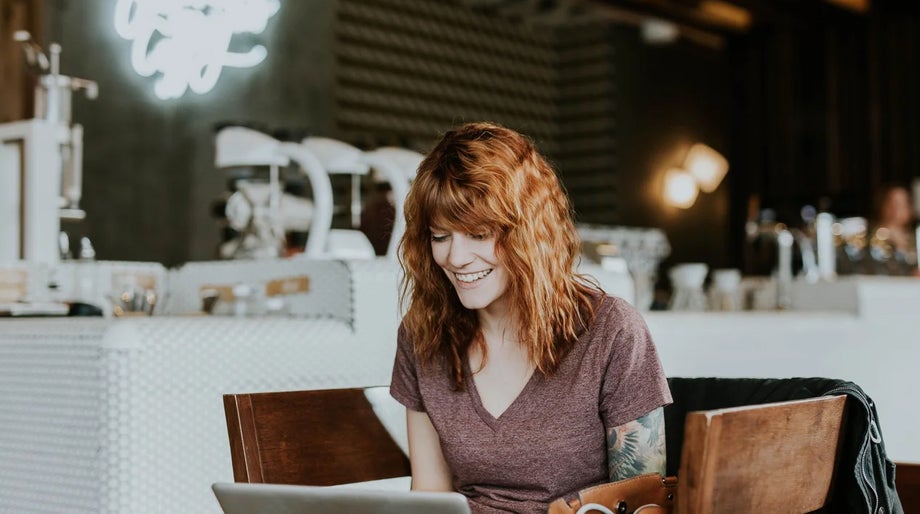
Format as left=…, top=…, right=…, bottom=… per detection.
left=664, top=168, right=699, bottom=209
left=663, top=143, right=728, bottom=209
left=686, top=143, right=729, bottom=193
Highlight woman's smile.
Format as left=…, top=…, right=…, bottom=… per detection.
left=454, top=268, right=493, bottom=284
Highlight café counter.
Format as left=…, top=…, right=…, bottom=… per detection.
left=0, top=259, right=402, bottom=514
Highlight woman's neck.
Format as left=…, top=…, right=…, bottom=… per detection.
left=477, top=303, right=514, bottom=343
left=470, top=308, right=531, bottom=378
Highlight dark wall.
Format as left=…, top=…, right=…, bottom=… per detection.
left=611, top=28, right=733, bottom=270
left=726, top=2, right=920, bottom=273
left=44, top=0, right=337, bottom=265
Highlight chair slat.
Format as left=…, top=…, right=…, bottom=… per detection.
left=678, top=394, right=846, bottom=514
left=223, top=388, right=411, bottom=486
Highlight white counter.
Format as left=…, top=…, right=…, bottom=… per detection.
left=647, top=275, right=920, bottom=464
left=0, top=259, right=402, bottom=514
left=0, top=317, right=369, bottom=514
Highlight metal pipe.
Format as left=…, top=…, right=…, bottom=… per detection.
left=62, top=123, right=84, bottom=213
left=350, top=174, right=361, bottom=228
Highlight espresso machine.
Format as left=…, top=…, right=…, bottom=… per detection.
left=213, top=126, right=294, bottom=259
left=213, top=126, right=377, bottom=260
left=0, top=31, right=97, bottom=263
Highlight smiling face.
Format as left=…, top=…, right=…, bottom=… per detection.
left=430, top=228, right=510, bottom=316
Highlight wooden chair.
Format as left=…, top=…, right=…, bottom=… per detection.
left=222, top=387, right=411, bottom=486
left=896, top=463, right=920, bottom=514
left=222, top=387, right=850, bottom=512
left=677, top=394, right=847, bottom=513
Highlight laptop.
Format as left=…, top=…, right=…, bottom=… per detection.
left=212, top=482, right=471, bottom=514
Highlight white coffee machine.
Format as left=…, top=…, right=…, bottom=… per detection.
left=0, top=31, right=97, bottom=263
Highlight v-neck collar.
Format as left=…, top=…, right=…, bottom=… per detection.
left=463, top=356, right=540, bottom=431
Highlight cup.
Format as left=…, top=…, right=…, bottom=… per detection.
left=669, top=263, right=709, bottom=311
left=709, top=268, right=741, bottom=311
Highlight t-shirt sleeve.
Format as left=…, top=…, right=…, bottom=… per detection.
left=390, top=323, right=426, bottom=412
left=598, top=298, right=673, bottom=428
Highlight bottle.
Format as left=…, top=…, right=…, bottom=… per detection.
left=78, top=236, right=95, bottom=261
left=815, top=213, right=836, bottom=281
left=74, top=236, right=98, bottom=307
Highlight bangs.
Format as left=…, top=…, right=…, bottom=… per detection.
left=422, top=174, right=507, bottom=234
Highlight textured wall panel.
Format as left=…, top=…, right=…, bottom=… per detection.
left=334, top=0, right=620, bottom=221
left=555, top=26, right=619, bottom=223
left=334, top=0, right=558, bottom=148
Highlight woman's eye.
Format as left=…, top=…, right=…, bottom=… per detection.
left=431, top=234, right=449, bottom=243
left=470, top=233, right=488, bottom=240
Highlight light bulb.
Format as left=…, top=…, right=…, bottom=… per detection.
left=664, top=168, right=699, bottom=209
left=686, top=143, right=728, bottom=193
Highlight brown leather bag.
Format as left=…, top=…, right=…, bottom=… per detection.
left=547, top=473, right=677, bottom=514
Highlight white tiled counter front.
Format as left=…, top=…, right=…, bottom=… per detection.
left=0, top=316, right=398, bottom=514
left=0, top=259, right=403, bottom=514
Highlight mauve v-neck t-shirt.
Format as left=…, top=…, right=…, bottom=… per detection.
left=390, top=295, right=672, bottom=514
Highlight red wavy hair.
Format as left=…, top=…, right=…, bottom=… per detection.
left=399, top=122, right=601, bottom=389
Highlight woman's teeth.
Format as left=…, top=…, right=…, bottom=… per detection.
left=455, top=269, right=493, bottom=283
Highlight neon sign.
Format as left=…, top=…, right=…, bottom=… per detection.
left=114, top=0, right=280, bottom=100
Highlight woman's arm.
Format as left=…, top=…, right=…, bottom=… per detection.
left=406, top=409, right=453, bottom=491
left=606, top=406, right=666, bottom=481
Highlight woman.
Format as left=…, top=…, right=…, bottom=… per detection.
left=871, top=184, right=918, bottom=276
left=390, top=122, right=672, bottom=514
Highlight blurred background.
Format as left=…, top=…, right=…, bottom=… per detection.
left=3, top=0, right=917, bottom=275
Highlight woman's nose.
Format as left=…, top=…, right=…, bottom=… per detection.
left=447, top=235, right=474, bottom=268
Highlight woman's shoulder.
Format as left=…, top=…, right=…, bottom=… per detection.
left=396, top=320, right=419, bottom=355
left=592, top=294, right=645, bottom=325
left=581, top=294, right=649, bottom=346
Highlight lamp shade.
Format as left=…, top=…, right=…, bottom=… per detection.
left=686, top=143, right=728, bottom=193
left=664, top=168, right=699, bottom=209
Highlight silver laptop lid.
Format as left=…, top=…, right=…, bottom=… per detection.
left=212, top=482, right=471, bottom=514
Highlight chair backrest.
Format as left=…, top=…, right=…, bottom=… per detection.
left=677, top=394, right=847, bottom=514
left=222, top=388, right=411, bottom=486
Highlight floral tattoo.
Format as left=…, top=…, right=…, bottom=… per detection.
left=606, top=406, right=666, bottom=481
